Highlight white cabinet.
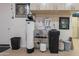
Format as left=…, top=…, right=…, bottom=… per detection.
left=57, top=3, right=65, bottom=10
left=73, top=4, right=79, bottom=10
left=30, top=3, right=79, bottom=11
left=39, top=3, right=55, bottom=10
left=31, top=3, right=56, bottom=10
left=30, top=3, right=40, bottom=10
left=30, top=3, right=66, bottom=10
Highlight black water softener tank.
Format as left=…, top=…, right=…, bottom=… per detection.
left=48, top=29, right=60, bottom=53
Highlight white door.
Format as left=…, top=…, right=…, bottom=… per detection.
left=77, top=17, right=79, bottom=39
left=0, top=3, right=11, bottom=44
left=72, top=17, right=78, bottom=39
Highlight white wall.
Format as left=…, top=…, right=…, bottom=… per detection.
left=9, top=4, right=27, bottom=48
left=9, top=18, right=27, bottom=48
left=35, top=14, right=72, bottom=41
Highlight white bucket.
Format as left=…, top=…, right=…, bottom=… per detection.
left=59, top=41, right=64, bottom=51
left=64, top=41, right=71, bottom=51
left=40, top=43, right=46, bottom=52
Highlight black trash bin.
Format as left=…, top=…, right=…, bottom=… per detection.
left=48, top=29, right=60, bottom=53
left=11, top=37, right=21, bottom=50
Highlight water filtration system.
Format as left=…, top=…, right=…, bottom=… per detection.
left=25, top=3, right=35, bottom=53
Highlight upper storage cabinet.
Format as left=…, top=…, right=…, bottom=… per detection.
left=30, top=3, right=79, bottom=11
left=30, top=3, right=40, bottom=10
left=30, top=3, right=61, bottom=10
left=73, top=4, right=79, bottom=10
left=39, top=3, right=55, bottom=10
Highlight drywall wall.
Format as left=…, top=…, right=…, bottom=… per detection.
left=9, top=18, right=27, bottom=48
left=9, top=4, right=27, bottom=48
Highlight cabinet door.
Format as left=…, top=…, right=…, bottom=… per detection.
left=31, top=3, right=79, bottom=11
left=39, top=3, right=61, bottom=10
left=39, top=3, right=48, bottom=10
left=46, top=3, right=54, bottom=10
left=74, top=4, right=79, bottom=10
left=31, top=3, right=55, bottom=10
left=30, top=3, right=40, bottom=10
left=57, top=3, right=66, bottom=10
left=64, top=4, right=75, bottom=10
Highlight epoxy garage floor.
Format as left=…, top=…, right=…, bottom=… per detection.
left=0, top=39, right=79, bottom=56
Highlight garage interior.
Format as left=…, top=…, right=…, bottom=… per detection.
left=0, top=3, right=79, bottom=56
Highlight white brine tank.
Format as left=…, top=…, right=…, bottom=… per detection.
left=26, top=20, right=35, bottom=53
left=25, top=3, right=35, bottom=53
